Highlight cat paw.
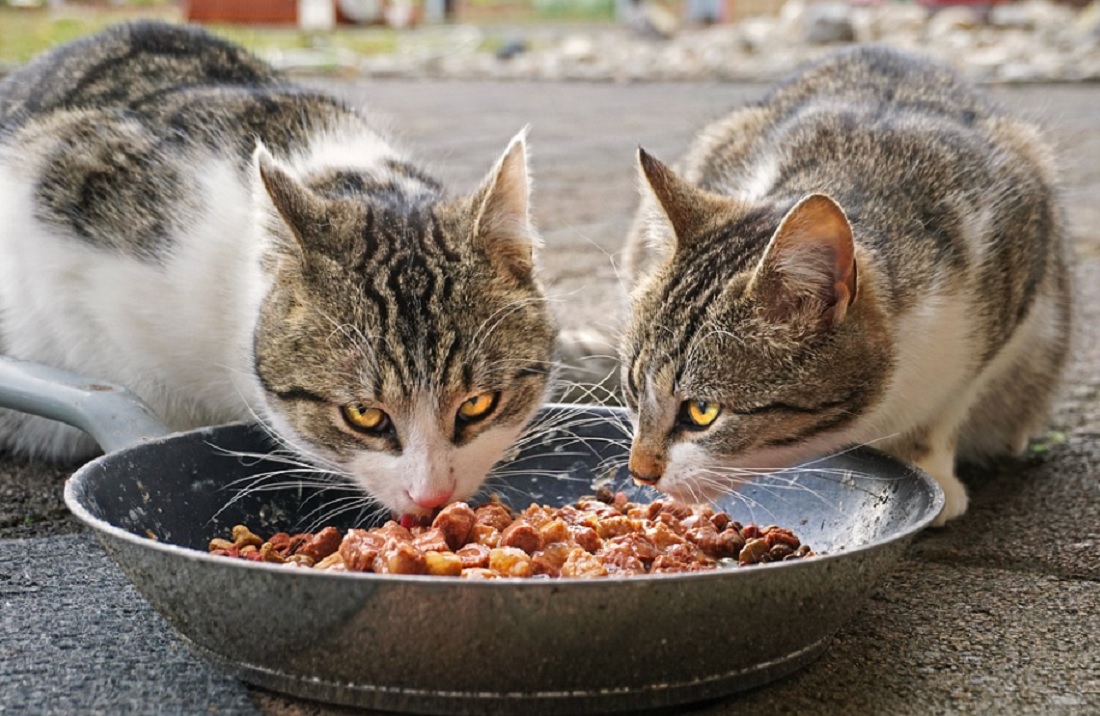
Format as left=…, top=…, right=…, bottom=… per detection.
left=931, top=473, right=969, bottom=527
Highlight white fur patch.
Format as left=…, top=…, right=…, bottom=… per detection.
left=290, top=124, right=401, bottom=176
left=0, top=152, right=265, bottom=453
left=738, top=157, right=779, bottom=202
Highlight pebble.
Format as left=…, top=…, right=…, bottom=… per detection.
left=273, top=0, right=1100, bottom=83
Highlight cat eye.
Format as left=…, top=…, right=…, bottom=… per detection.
left=457, top=392, right=499, bottom=423
left=679, top=400, right=721, bottom=429
left=342, top=403, right=390, bottom=433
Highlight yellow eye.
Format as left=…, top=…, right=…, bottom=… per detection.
left=342, top=403, right=389, bottom=433
left=683, top=400, right=721, bottom=428
left=457, top=392, right=498, bottom=422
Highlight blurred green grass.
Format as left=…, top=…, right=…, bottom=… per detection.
left=0, top=6, right=404, bottom=66
left=0, top=1, right=621, bottom=67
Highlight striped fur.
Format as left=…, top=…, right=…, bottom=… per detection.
left=620, top=46, right=1072, bottom=524
left=0, top=22, right=556, bottom=516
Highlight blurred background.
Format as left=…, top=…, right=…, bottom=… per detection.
left=2, top=0, right=1099, bottom=83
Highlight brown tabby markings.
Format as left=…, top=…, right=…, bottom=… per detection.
left=619, top=46, right=1071, bottom=524
left=0, top=22, right=557, bottom=517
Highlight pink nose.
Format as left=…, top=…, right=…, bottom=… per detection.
left=409, top=488, right=453, bottom=510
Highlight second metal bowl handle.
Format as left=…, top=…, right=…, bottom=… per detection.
left=0, top=356, right=172, bottom=454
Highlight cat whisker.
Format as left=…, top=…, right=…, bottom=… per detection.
left=208, top=467, right=349, bottom=523
left=686, top=474, right=781, bottom=524
left=306, top=496, right=386, bottom=533
left=469, top=295, right=553, bottom=358
left=297, top=493, right=376, bottom=527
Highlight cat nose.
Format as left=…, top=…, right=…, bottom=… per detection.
left=628, top=449, right=665, bottom=486
left=408, top=488, right=454, bottom=510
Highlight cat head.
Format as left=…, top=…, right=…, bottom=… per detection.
left=620, top=149, right=892, bottom=501
left=248, top=132, right=556, bottom=517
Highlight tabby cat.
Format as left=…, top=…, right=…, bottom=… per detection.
left=0, top=22, right=556, bottom=517
left=619, top=46, right=1071, bottom=524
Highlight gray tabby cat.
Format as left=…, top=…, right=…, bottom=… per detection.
left=0, top=22, right=556, bottom=517
left=619, top=46, right=1071, bottom=525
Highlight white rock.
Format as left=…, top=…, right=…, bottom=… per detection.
left=560, top=35, right=598, bottom=62
left=802, top=2, right=856, bottom=44
left=737, top=17, right=776, bottom=53
left=989, top=0, right=1074, bottom=31
left=926, top=6, right=984, bottom=41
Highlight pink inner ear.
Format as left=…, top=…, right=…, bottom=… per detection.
left=761, top=194, right=858, bottom=323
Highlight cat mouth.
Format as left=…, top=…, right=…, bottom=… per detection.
left=398, top=512, right=433, bottom=529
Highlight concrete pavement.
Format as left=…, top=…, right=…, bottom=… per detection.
left=1, top=78, right=1097, bottom=714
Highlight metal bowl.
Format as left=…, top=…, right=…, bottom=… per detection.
left=1, top=357, right=943, bottom=715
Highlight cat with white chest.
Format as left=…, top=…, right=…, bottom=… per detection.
left=0, top=22, right=557, bottom=518
left=617, top=46, right=1072, bottom=524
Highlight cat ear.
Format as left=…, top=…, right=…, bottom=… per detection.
left=472, top=129, right=538, bottom=278
left=750, top=193, right=858, bottom=325
left=253, top=143, right=326, bottom=254
left=637, top=148, right=739, bottom=248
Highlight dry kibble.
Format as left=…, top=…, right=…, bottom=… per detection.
left=231, top=525, right=263, bottom=548
left=259, top=542, right=285, bottom=564
left=767, top=543, right=795, bottom=560
left=209, top=493, right=815, bottom=578
left=739, top=537, right=770, bottom=566
left=763, top=527, right=801, bottom=550
left=208, top=538, right=234, bottom=552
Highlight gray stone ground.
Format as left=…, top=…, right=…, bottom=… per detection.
left=1, top=78, right=1097, bottom=714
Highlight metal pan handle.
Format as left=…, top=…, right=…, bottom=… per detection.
left=0, top=356, right=172, bottom=454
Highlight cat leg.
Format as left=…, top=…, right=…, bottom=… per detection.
left=887, top=426, right=968, bottom=526
left=958, top=366, right=1051, bottom=460
left=916, top=442, right=969, bottom=527
left=957, top=294, right=1070, bottom=462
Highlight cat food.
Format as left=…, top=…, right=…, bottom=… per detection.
left=207, top=490, right=815, bottom=578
